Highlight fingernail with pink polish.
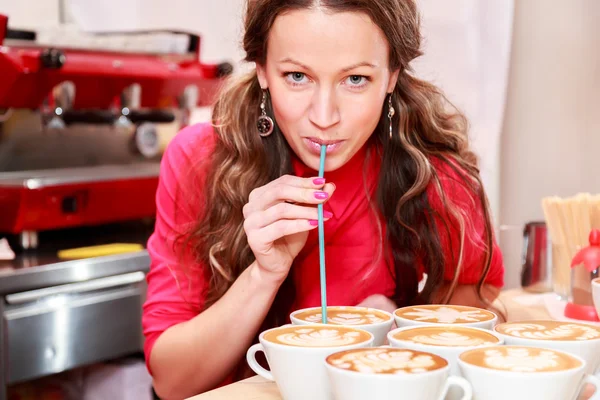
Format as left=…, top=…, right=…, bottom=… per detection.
left=314, top=191, right=329, bottom=200
left=313, top=178, right=326, bottom=185
left=309, top=219, right=319, bottom=226
left=324, top=211, right=333, bottom=218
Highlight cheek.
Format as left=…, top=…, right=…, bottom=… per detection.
left=342, top=96, right=384, bottom=138
left=268, top=82, right=309, bottom=130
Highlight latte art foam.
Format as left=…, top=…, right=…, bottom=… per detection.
left=496, top=321, right=600, bottom=341
left=460, top=346, right=582, bottom=372
left=327, top=348, right=447, bottom=374
left=396, top=305, right=495, bottom=324
left=393, top=326, right=500, bottom=347
left=263, top=326, right=371, bottom=347
left=294, top=307, right=390, bottom=325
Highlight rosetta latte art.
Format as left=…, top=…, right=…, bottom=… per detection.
left=408, top=332, right=496, bottom=347
left=276, top=328, right=363, bottom=347
left=483, top=348, right=562, bottom=372
left=304, top=312, right=385, bottom=325
left=330, top=349, right=441, bottom=374
left=500, top=323, right=600, bottom=341
left=402, top=307, right=492, bottom=323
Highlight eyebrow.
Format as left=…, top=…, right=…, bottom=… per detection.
left=278, top=57, right=378, bottom=73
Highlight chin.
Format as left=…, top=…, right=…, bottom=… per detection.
left=312, top=151, right=352, bottom=172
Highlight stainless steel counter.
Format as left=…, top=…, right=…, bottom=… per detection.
left=0, top=221, right=154, bottom=400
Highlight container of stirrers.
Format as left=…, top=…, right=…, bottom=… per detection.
left=542, top=193, right=600, bottom=320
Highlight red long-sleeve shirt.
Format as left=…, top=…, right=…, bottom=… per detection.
left=142, top=122, right=504, bottom=382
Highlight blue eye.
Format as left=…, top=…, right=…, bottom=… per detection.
left=291, top=72, right=305, bottom=82
left=346, top=75, right=367, bottom=86
left=284, top=72, right=308, bottom=86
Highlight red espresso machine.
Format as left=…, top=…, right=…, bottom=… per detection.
left=0, top=13, right=231, bottom=250
left=0, top=14, right=231, bottom=398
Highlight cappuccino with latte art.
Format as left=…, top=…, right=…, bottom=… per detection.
left=494, top=321, right=600, bottom=341
left=391, top=326, right=500, bottom=347
left=247, top=324, right=373, bottom=400
left=263, top=325, right=372, bottom=347
left=493, top=320, right=600, bottom=376
left=460, top=346, right=581, bottom=372
left=291, top=306, right=391, bottom=326
left=327, top=348, right=448, bottom=374
left=290, top=306, right=394, bottom=346
left=457, top=346, right=600, bottom=400
left=326, top=348, right=473, bottom=400
left=395, top=304, right=496, bottom=324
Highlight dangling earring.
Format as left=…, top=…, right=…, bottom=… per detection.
left=257, top=90, right=274, bottom=137
left=387, top=94, right=395, bottom=139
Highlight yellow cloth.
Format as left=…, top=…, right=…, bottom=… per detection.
left=58, top=243, right=144, bottom=259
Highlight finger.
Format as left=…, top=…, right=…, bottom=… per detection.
left=246, top=180, right=335, bottom=215
left=248, top=174, right=327, bottom=203
left=244, top=175, right=330, bottom=217
left=245, top=202, right=333, bottom=231
left=255, top=219, right=319, bottom=244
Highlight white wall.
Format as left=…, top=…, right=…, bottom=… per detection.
left=413, top=0, right=513, bottom=225
left=0, top=0, right=61, bottom=28
left=499, top=0, right=600, bottom=289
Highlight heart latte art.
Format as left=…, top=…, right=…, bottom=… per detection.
left=495, top=321, right=600, bottom=341
left=327, top=348, right=447, bottom=374
left=395, top=305, right=496, bottom=324
left=460, top=346, right=582, bottom=372
left=393, top=326, right=500, bottom=347
left=263, top=326, right=372, bottom=347
left=293, top=307, right=391, bottom=325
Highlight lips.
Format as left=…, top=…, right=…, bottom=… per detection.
left=303, top=137, right=345, bottom=155
left=306, top=137, right=344, bottom=145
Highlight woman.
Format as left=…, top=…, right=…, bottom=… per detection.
left=143, top=0, right=505, bottom=398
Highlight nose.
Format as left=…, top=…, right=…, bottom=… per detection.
left=308, top=87, right=341, bottom=131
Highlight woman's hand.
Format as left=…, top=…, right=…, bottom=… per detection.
left=243, top=175, right=335, bottom=282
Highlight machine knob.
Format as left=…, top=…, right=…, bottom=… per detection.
left=40, top=48, right=66, bottom=69
left=216, top=62, right=234, bottom=78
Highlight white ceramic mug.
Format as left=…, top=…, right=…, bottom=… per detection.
left=246, top=324, right=374, bottom=400
left=290, top=306, right=394, bottom=346
left=325, top=347, right=472, bottom=400
left=458, top=345, right=600, bottom=400
left=493, top=320, right=600, bottom=375
left=394, top=304, right=498, bottom=330
left=591, top=278, right=600, bottom=321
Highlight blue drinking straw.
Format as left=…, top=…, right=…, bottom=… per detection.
left=318, top=144, right=328, bottom=324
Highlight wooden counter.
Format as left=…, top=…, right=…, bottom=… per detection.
left=188, top=288, right=554, bottom=400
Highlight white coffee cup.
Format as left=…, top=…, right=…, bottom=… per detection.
left=591, top=278, right=600, bottom=321
left=458, top=345, right=600, bottom=400
left=246, top=324, right=374, bottom=400
left=325, top=347, right=472, bottom=400
left=493, top=320, right=600, bottom=375
left=387, top=325, right=503, bottom=376
left=394, top=304, right=498, bottom=330
left=290, top=306, right=394, bottom=346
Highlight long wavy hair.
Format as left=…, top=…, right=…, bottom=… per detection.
left=182, top=0, right=500, bottom=330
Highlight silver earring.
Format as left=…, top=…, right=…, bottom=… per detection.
left=387, top=94, right=395, bottom=139
left=257, top=90, right=274, bottom=137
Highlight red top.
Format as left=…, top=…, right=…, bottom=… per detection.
left=142, top=122, right=504, bottom=380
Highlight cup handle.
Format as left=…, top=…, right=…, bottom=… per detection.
left=439, top=376, right=472, bottom=400
left=581, top=374, right=600, bottom=400
left=246, top=343, right=274, bottom=381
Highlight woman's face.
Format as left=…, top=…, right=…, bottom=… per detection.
left=256, top=9, right=399, bottom=172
